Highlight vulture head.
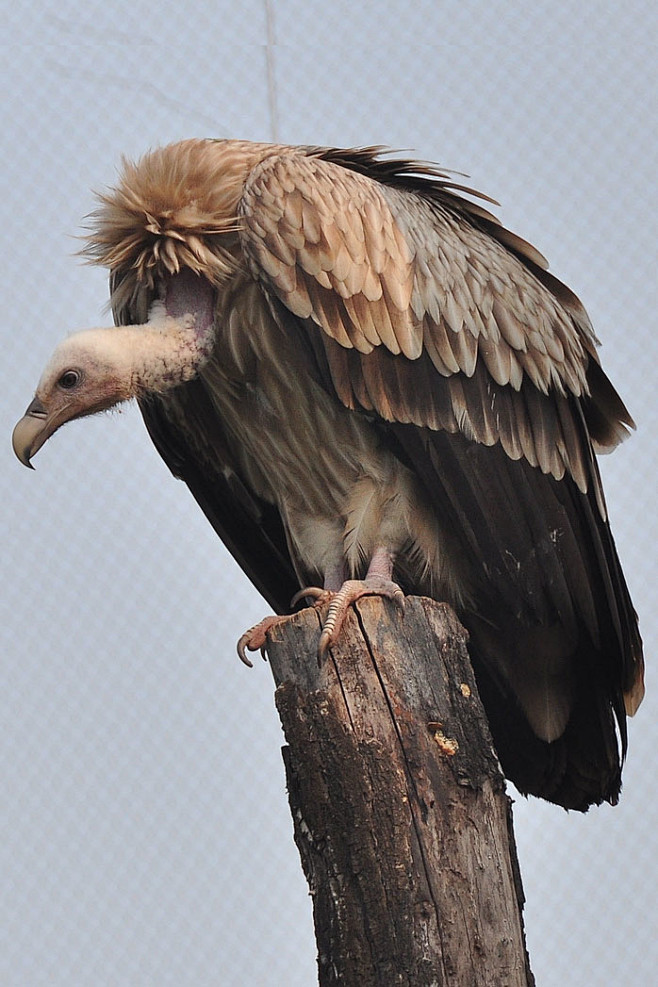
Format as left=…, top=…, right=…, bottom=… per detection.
left=13, top=329, right=134, bottom=467
left=13, top=138, right=268, bottom=469
left=13, top=275, right=216, bottom=468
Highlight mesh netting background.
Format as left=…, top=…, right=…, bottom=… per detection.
left=3, top=3, right=656, bottom=984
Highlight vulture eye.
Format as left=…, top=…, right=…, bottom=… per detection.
left=58, top=370, right=81, bottom=390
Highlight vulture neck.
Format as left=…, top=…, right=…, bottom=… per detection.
left=117, top=269, right=217, bottom=397
left=124, top=309, right=215, bottom=394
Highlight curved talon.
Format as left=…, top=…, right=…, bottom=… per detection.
left=236, top=633, right=255, bottom=667
left=290, top=585, right=328, bottom=608
left=318, top=627, right=334, bottom=658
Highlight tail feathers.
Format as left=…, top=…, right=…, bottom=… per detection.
left=469, top=639, right=623, bottom=811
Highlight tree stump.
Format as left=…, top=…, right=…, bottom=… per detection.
left=265, top=595, right=534, bottom=987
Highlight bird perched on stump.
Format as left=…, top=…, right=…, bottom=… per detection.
left=13, top=138, right=644, bottom=810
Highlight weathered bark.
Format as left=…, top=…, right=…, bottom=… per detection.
left=265, top=596, right=534, bottom=987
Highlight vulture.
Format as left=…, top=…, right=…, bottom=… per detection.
left=13, top=139, right=644, bottom=811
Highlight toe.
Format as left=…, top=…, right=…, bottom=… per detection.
left=237, top=615, right=289, bottom=666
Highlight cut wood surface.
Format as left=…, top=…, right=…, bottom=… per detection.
left=266, top=596, right=535, bottom=987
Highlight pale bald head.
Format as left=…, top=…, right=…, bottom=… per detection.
left=12, top=312, right=213, bottom=468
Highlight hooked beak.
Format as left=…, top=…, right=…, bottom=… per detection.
left=12, top=396, right=65, bottom=469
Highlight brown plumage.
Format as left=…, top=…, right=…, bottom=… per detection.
left=13, top=138, right=644, bottom=809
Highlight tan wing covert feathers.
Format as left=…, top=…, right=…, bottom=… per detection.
left=238, top=147, right=633, bottom=501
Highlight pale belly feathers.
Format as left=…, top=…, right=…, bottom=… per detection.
left=201, top=295, right=467, bottom=603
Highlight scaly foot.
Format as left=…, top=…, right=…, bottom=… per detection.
left=294, top=577, right=405, bottom=657
left=238, top=574, right=404, bottom=665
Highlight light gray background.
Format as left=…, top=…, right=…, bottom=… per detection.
left=3, top=3, right=656, bottom=985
